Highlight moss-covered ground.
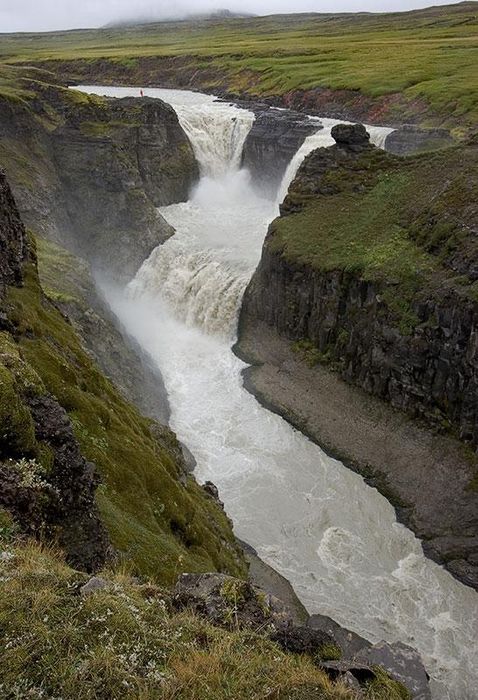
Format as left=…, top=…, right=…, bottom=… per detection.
left=0, top=3, right=477, bottom=127
left=270, top=140, right=478, bottom=333
left=0, top=536, right=410, bottom=700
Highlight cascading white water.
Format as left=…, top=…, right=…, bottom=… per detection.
left=78, top=85, right=478, bottom=700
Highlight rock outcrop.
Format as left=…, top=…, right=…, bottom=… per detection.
left=384, top=124, right=455, bottom=156
left=0, top=169, right=26, bottom=294
left=174, top=572, right=431, bottom=698
left=0, top=75, right=199, bottom=281
left=0, top=170, right=109, bottom=571
left=241, top=108, right=321, bottom=196
left=238, top=125, right=478, bottom=588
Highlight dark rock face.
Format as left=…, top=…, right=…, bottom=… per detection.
left=0, top=173, right=109, bottom=572
left=0, top=169, right=26, bottom=294
left=0, top=87, right=199, bottom=282
left=51, top=96, right=197, bottom=280
left=307, top=614, right=371, bottom=657
left=243, top=255, right=478, bottom=451
left=385, top=125, right=455, bottom=156
left=27, top=394, right=110, bottom=572
left=241, top=108, right=321, bottom=196
left=356, top=641, right=432, bottom=700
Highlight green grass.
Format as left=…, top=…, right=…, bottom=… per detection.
left=270, top=141, right=478, bottom=332
left=0, top=537, right=409, bottom=700
left=2, top=240, right=246, bottom=584
left=1, top=2, right=477, bottom=126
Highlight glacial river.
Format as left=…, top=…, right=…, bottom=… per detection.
left=77, top=85, right=478, bottom=699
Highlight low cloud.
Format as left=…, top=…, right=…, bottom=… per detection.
left=0, top=0, right=465, bottom=33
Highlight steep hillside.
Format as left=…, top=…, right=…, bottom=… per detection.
left=0, top=539, right=419, bottom=700
left=0, top=168, right=246, bottom=582
left=237, top=125, right=478, bottom=588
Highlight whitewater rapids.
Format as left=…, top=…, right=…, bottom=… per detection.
left=77, top=85, right=478, bottom=700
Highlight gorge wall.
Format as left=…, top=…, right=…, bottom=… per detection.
left=0, top=69, right=198, bottom=281
left=238, top=125, right=478, bottom=588
left=31, top=55, right=467, bottom=132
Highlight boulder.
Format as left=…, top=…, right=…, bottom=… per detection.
left=80, top=577, right=109, bottom=596
left=174, top=572, right=291, bottom=630
left=356, top=640, right=431, bottom=700
left=307, top=613, right=371, bottom=657
left=331, top=123, right=370, bottom=147
left=270, top=622, right=334, bottom=655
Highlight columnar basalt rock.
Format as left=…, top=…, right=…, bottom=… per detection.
left=0, top=80, right=199, bottom=282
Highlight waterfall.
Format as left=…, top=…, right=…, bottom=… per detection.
left=175, top=104, right=255, bottom=178
left=125, top=91, right=267, bottom=338
left=77, top=85, right=478, bottom=700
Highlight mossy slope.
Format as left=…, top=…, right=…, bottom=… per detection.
left=3, top=252, right=245, bottom=582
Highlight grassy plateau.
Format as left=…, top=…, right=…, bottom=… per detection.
left=0, top=2, right=477, bottom=128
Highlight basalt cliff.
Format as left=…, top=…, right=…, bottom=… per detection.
left=0, top=67, right=198, bottom=281
left=237, top=124, right=478, bottom=590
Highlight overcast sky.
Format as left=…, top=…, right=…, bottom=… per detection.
left=0, top=0, right=465, bottom=33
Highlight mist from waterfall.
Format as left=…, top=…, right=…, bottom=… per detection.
left=77, top=85, right=478, bottom=700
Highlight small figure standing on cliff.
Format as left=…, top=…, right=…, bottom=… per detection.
left=140, top=89, right=144, bottom=98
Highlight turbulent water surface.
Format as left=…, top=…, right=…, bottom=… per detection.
left=77, top=85, right=478, bottom=699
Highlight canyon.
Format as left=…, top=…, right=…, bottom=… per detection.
left=1, top=67, right=477, bottom=699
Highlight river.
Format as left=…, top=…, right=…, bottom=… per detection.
left=76, top=85, right=478, bottom=699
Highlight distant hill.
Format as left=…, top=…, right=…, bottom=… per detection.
left=105, top=9, right=255, bottom=28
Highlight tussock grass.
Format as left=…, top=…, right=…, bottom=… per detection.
left=0, top=539, right=364, bottom=700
